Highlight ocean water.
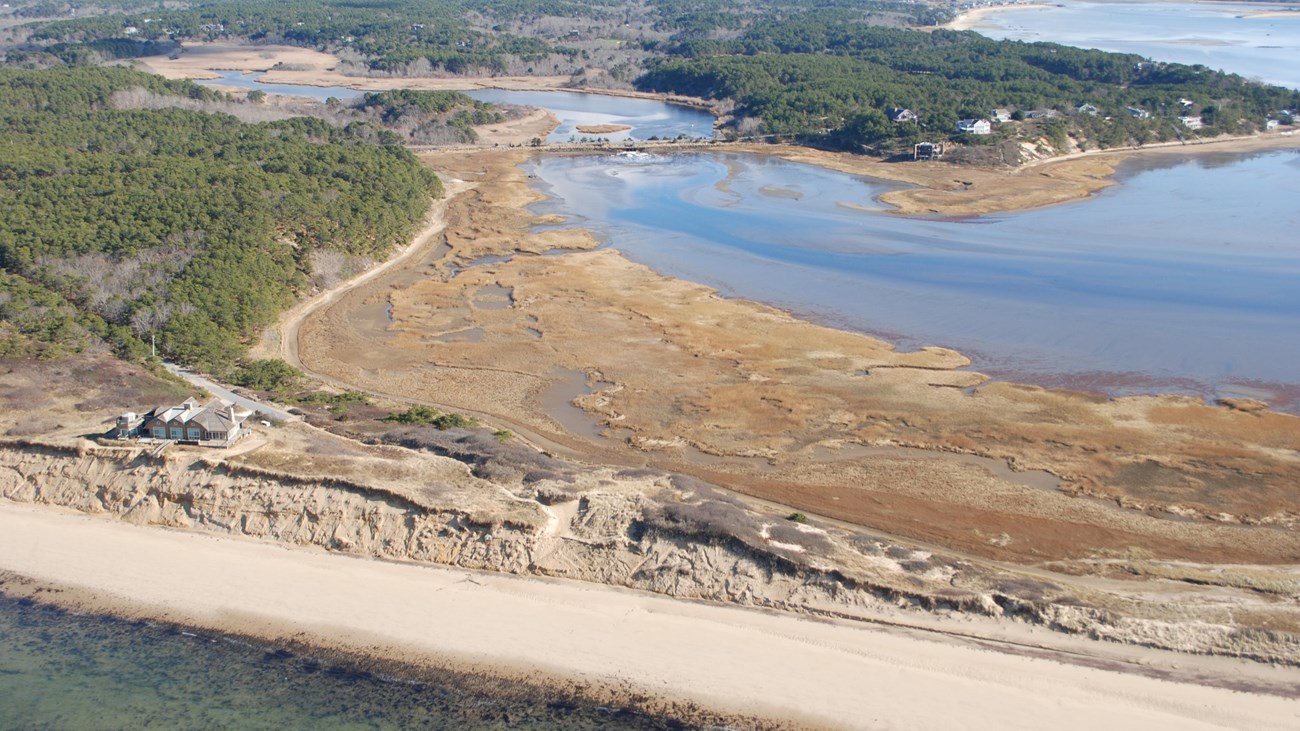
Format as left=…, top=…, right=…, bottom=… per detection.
left=965, top=0, right=1300, bottom=89
left=0, top=594, right=686, bottom=731
left=528, top=149, right=1300, bottom=409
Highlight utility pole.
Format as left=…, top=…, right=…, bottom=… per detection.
left=151, top=333, right=156, bottom=358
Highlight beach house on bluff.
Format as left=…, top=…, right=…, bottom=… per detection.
left=955, top=118, right=992, bottom=135
left=116, top=397, right=248, bottom=447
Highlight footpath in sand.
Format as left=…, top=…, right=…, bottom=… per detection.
left=290, top=146, right=1300, bottom=576
left=3, top=503, right=1297, bottom=731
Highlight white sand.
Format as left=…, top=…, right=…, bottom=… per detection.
left=1, top=502, right=1297, bottom=730
left=945, top=4, right=1054, bottom=31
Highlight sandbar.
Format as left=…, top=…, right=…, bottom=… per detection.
left=575, top=123, right=634, bottom=134
left=744, top=131, right=1300, bottom=216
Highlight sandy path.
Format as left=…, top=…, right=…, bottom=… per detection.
left=259, top=178, right=470, bottom=367
left=2, top=502, right=1297, bottom=730
left=257, top=171, right=595, bottom=461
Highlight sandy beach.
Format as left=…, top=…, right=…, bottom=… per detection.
left=2, top=502, right=1296, bottom=730
left=945, top=3, right=1055, bottom=31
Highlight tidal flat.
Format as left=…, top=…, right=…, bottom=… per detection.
left=526, top=147, right=1300, bottom=410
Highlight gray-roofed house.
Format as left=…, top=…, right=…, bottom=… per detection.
left=887, top=107, right=918, bottom=123
left=123, top=397, right=248, bottom=447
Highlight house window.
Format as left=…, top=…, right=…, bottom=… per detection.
left=152, top=427, right=166, bottom=439
left=187, top=427, right=201, bottom=440
left=170, top=426, right=183, bottom=439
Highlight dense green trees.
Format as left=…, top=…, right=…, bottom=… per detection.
left=638, top=19, right=1300, bottom=151
left=356, top=89, right=503, bottom=143
left=23, top=0, right=585, bottom=75
left=0, top=67, right=442, bottom=372
left=24, top=0, right=1294, bottom=154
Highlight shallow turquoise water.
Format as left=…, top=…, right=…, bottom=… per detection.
left=0, top=594, right=685, bottom=731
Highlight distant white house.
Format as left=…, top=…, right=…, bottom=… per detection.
left=990, top=108, right=1012, bottom=123
left=887, top=107, right=917, bottom=123
left=1266, top=119, right=1280, bottom=130
left=1126, top=106, right=1150, bottom=119
left=1179, top=116, right=1203, bottom=129
left=1075, top=103, right=1099, bottom=116
left=955, top=118, right=992, bottom=135
left=1026, top=109, right=1061, bottom=119
left=1178, top=98, right=1195, bottom=108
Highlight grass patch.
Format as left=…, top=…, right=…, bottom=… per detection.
left=1126, top=561, right=1300, bottom=598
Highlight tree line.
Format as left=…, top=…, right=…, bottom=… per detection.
left=637, top=15, right=1300, bottom=151
left=0, top=67, right=442, bottom=371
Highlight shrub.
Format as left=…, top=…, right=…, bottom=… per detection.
left=233, top=359, right=303, bottom=392
left=384, top=405, right=440, bottom=425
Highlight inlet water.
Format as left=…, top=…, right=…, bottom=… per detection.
left=196, top=70, right=367, bottom=102
left=527, top=150, right=1300, bottom=409
left=463, top=89, right=714, bottom=143
left=194, top=74, right=715, bottom=142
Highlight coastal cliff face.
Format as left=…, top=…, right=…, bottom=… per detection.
left=2, top=439, right=1298, bottom=666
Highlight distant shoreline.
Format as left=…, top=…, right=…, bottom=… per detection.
left=137, top=42, right=1300, bottom=218
left=944, top=3, right=1055, bottom=31
left=742, top=130, right=1300, bottom=217
left=944, top=0, right=1300, bottom=33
